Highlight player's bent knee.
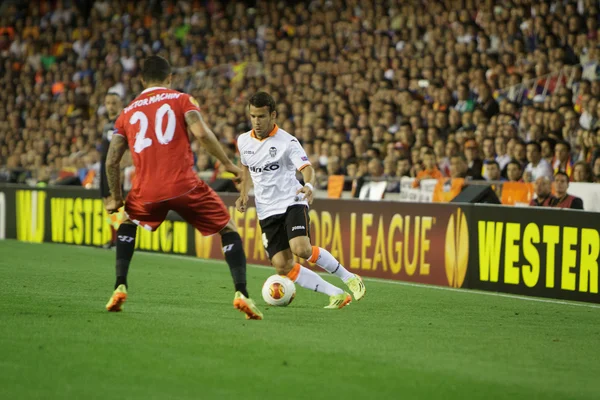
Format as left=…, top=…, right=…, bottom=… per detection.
left=271, top=250, right=295, bottom=275
left=289, top=239, right=312, bottom=259
left=219, top=219, right=238, bottom=235
left=272, top=259, right=294, bottom=275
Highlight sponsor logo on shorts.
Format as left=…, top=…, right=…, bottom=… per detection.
left=291, top=225, right=305, bottom=231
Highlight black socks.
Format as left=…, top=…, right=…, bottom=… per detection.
left=115, top=223, right=137, bottom=289
left=221, top=231, right=248, bottom=297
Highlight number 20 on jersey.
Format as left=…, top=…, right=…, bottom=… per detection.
left=131, top=103, right=177, bottom=153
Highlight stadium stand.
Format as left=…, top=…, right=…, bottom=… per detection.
left=0, top=0, right=599, bottom=209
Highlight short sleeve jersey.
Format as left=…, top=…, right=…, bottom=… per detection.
left=237, top=125, right=311, bottom=220
left=113, top=87, right=201, bottom=203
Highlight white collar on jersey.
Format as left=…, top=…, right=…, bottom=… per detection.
left=141, top=86, right=167, bottom=94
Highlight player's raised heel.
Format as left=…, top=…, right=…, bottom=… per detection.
left=106, top=284, right=128, bottom=312
left=346, top=274, right=366, bottom=301
left=324, top=292, right=352, bottom=309
left=233, top=291, right=264, bottom=320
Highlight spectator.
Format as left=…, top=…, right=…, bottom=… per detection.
left=484, top=160, right=504, bottom=182
left=413, top=149, right=443, bottom=187
left=553, top=172, right=584, bottom=209
left=494, top=136, right=511, bottom=172
left=530, top=176, right=558, bottom=207
left=367, top=159, right=384, bottom=180
left=396, top=157, right=411, bottom=178
left=524, top=142, right=554, bottom=182
left=511, top=139, right=528, bottom=169
left=327, top=156, right=343, bottom=176
left=553, top=140, right=574, bottom=179
left=573, top=160, right=593, bottom=182
left=506, top=160, right=524, bottom=182
left=0, top=0, right=599, bottom=200
left=455, top=84, right=474, bottom=113
left=449, top=155, right=468, bottom=179
left=463, top=140, right=483, bottom=180
left=540, top=137, right=556, bottom=165
left=477, top=84, right=500, bottom=119
left=593, top=156, right=600, bottom=183
left=481, top=137, right=497, bottom=179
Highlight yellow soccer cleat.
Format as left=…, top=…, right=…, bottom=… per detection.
left=345, top=274, right=366, bottom=301
left=233, top=291, right=264, bottom=320
left=324, top=292, right=352, bottom=309
left=106, top=284, right=127, bottom=312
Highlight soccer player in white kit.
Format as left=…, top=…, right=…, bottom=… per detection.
left=236, top=92, right=366, bottom=309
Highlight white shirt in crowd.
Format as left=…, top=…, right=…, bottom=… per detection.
left=525, top=158, right=554, bottom=181
left=496, top=154, right=511, bottom=170
left=238, top=125, right=310, bottom=220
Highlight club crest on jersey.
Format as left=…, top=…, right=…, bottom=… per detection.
left=269, top=147, right=277, bottom=157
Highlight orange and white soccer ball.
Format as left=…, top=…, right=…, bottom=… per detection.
left=262, top=275, right=296, bottom=306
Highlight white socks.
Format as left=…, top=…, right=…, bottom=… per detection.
left=308, top=246, right=354, bottom=283
left=287, top=263, right=344, bottom=296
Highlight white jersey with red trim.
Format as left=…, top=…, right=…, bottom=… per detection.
left=238, top=124, right=310, bottom=220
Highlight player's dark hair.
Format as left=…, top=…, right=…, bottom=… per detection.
left=141, top=55, right=171, bottom=83
left=554, top=171, right=569, bottom=180
left=248, top=92, right=276, bottom=114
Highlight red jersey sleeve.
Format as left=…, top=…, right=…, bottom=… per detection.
left=113, top=112, right=127, bottom=142
left=179, top=94, right=202, bottom=116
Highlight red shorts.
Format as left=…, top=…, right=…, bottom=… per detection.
left=124, top=182, right=230, bottom=236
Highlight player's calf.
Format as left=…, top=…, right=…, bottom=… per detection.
left=289, top=238, right=313, bottom=260
left=220, top=222, right=249, bottom=298
left=114, top=222, right=137, bottom=289
left=290, top=238, right=355, bottom=283
left=305, top=245, right=355, bottom=282
left=290, top=238, right=365, bottom=301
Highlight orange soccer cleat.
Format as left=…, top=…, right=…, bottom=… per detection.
left=233, top=291, right=264, bottom=320
left=106, top=284, right=128, bottom=312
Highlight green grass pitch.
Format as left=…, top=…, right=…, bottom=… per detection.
left=1, top=240, right=599, bottom=400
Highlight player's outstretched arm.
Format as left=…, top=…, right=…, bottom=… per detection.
left=297, top=165, right=316, bottom=204
left=105, top=135, right=128, bottom=212
left=185, top=110, right=241, bottom=179
left=236, top=165, right=251, bottom=213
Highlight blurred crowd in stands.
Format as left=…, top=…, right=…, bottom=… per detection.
left=0, top=0, right=600, bottom=195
